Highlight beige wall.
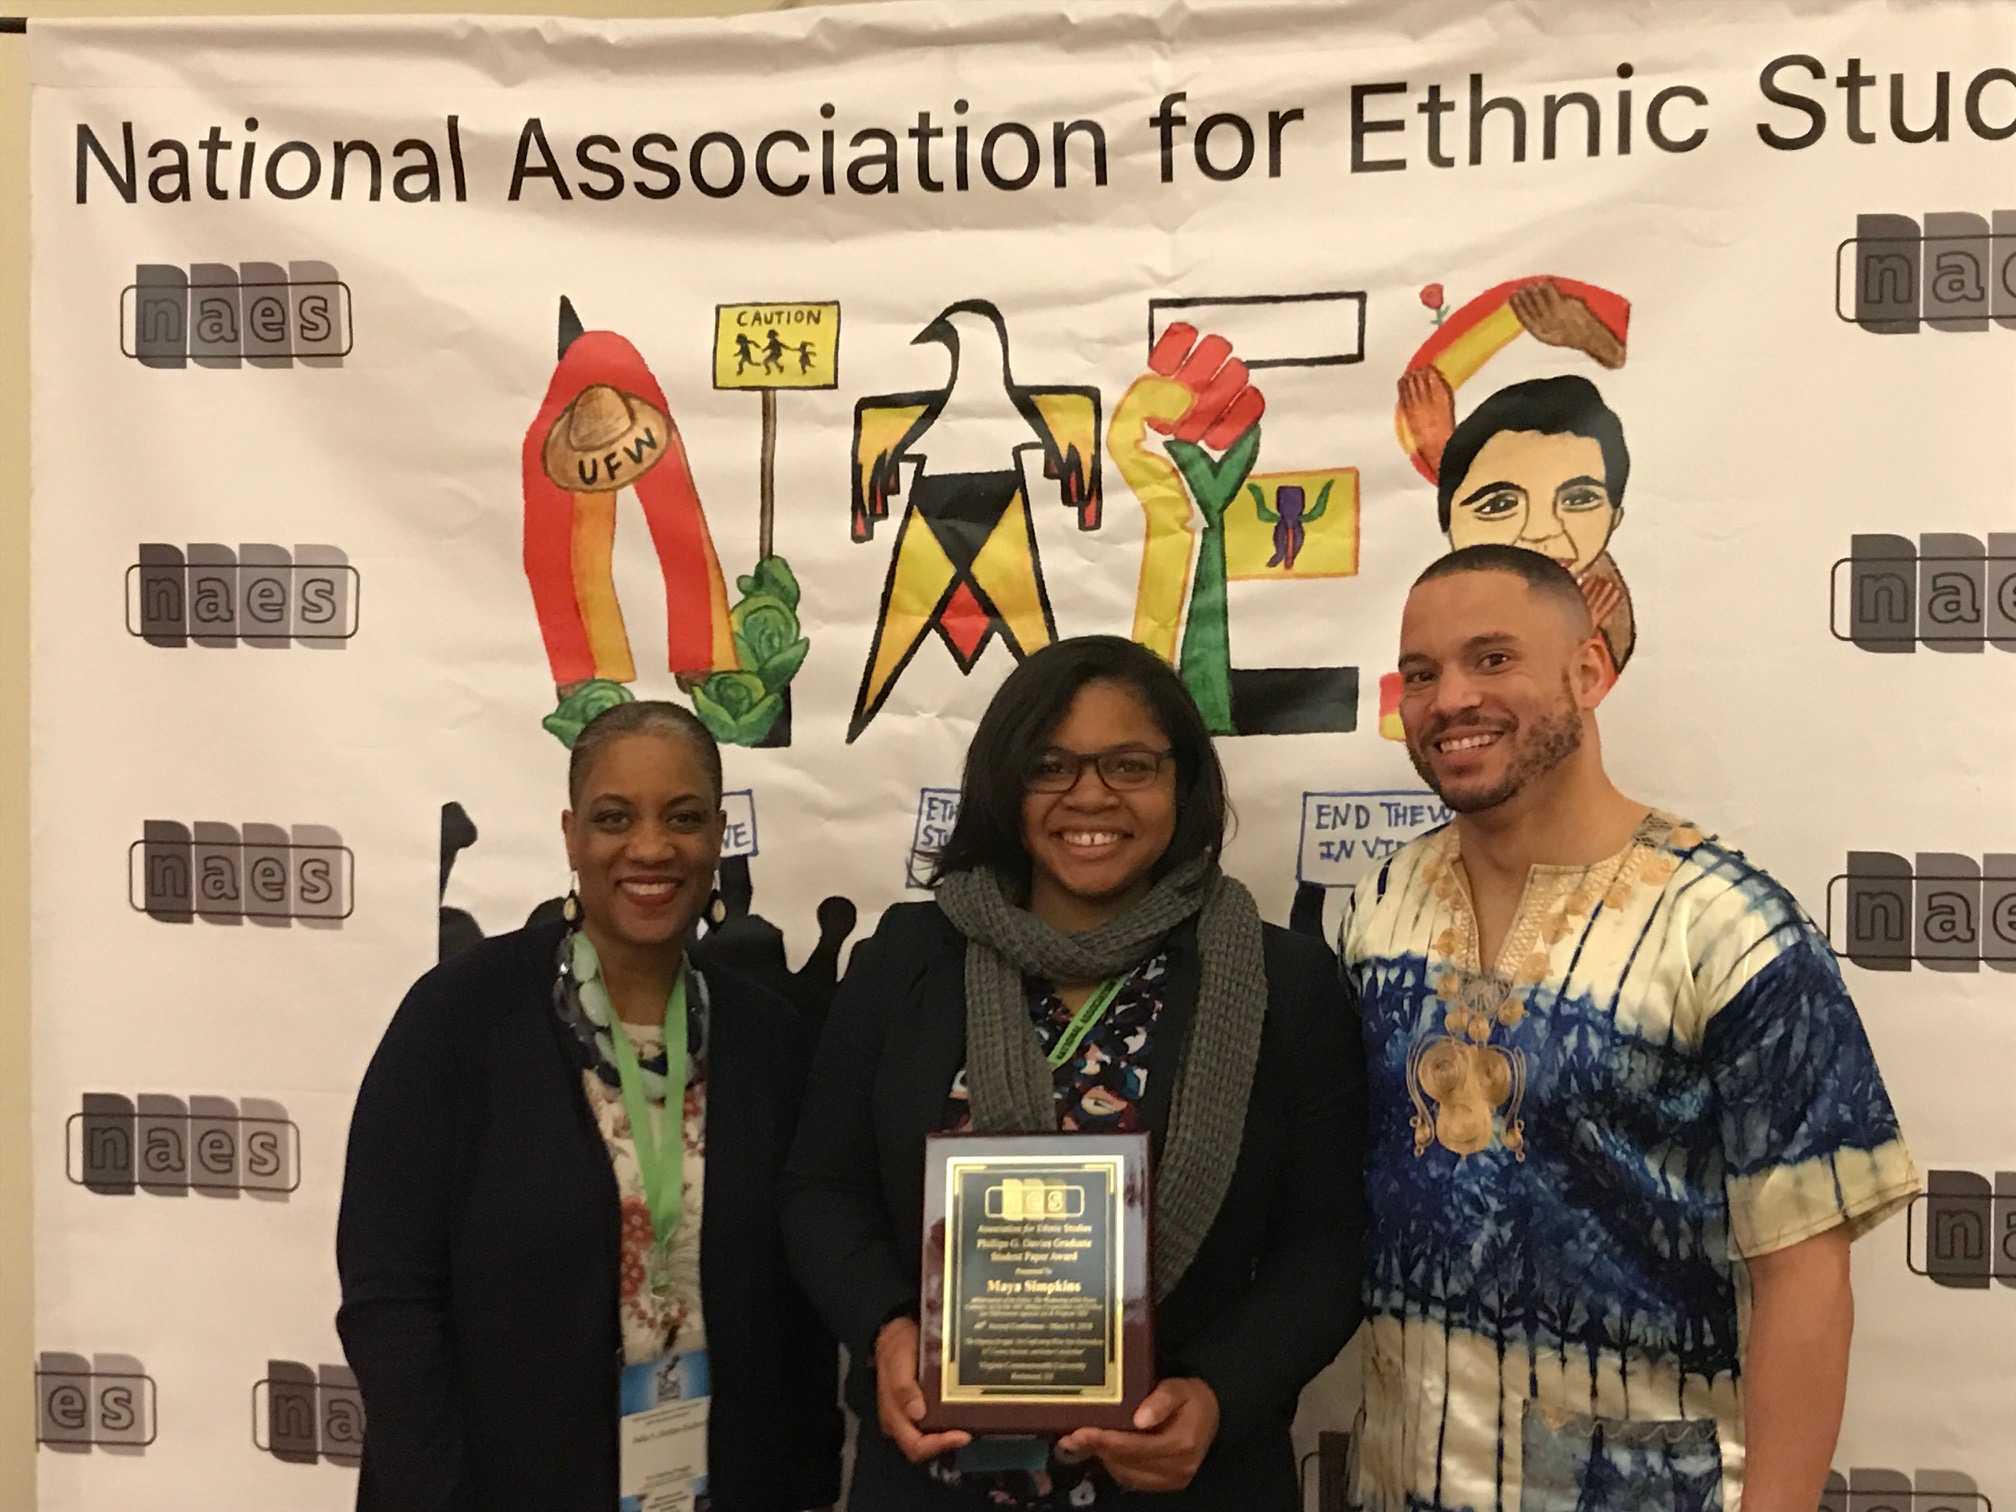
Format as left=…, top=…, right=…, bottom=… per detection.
left=0, top=3, right=842, bottom=1504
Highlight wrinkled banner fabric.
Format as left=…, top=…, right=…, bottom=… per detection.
left=26, top=2, right=2016, bottom=1508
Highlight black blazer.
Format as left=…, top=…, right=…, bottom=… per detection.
left=336, top=921, right=843, bottom=1512
left=780, top=902, right=1367, bottom=1510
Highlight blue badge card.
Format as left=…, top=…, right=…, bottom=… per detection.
left=618, top=1349, right=709, bottom=1512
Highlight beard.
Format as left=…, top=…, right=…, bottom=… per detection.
left=1407, top=678, right=1584, bottom=814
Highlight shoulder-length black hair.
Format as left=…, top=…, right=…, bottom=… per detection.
left=922, top=635, right=1230, bottom=890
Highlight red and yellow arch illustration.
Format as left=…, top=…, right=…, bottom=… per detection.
left=522, top=328, right=737, bottom=691
left=1395, top=277, right=1630, bottom=482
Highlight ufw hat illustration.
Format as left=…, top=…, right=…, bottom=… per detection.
left=541, top=382, right=672, bottom=494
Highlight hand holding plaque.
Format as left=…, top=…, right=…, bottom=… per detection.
left=918, top=1131, right=1151, bottom=1433
left=873, top=1316, right=972, bottom=1464
left=1059, top=1376, right=1220, bottom=1491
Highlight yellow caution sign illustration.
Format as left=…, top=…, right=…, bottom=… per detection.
left=713, top=302, right=841, bottom=391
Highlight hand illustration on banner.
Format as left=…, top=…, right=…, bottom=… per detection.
left=1109, top=322, right=1263, bottom=731
left=1381, top=276, right=1633, bottom=741
left=1110, top=303, right=1361, bottom=737
left=523, top=299, right=739, bottom=748
left=847, top=300, right=1101, bottom=742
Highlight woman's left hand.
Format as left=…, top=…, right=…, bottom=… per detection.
left=1057, top=1377, right=1220, bottom=1491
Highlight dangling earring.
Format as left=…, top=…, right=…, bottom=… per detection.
left=705, top=887, right=726, bottom=928
left=562, top=872, right=582, bottom=926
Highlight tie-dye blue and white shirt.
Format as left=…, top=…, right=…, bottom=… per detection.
left=1337, top=812, right=1917, bottom=1512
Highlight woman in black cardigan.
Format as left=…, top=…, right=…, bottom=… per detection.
left=782, top=636, right=1367, bottom=1510
left=337, top=701, right=841, bottom=1512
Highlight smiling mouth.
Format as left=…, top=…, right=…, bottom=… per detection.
left=618, top=878, right=682, bottom=901
left=1435, top=731, right=1503, bottom=755
left=1058, top=830, right=1127, bottom=851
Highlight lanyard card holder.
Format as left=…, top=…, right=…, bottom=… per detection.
left=618, top=1348, right=710, bottom=1512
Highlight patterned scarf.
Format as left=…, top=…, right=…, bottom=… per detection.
left=552, top=928, right=708, bottom=1095
left=934, top=852, right=1268, bottom=1301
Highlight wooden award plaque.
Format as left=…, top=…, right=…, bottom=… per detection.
left=918, top=1131, right=1151, bottom=1433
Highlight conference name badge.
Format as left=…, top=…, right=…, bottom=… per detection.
left=618, top=1349, right=709, bottom=1512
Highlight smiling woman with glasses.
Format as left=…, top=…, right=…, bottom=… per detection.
left=782, top=634, right=1368, bottom=1512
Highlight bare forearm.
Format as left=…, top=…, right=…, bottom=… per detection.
left=1741, top=1231, right=1853, bottom=1511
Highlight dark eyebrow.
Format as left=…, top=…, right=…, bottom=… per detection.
left=1554, top=475, right=1608, bottom=494
left=1401, top=633, right=1519, bottom=667
left=1454, top=479, right=1525, bottom=510
left=1040, top=741, right=1163, bottom=757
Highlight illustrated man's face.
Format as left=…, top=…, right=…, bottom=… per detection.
left=1446, top=430, right=1619, bottom=580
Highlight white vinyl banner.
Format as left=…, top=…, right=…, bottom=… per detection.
left=27, top=2, right=2016, bottom=1508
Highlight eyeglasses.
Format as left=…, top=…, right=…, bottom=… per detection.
left=1024, top=747, right=1175, bottom=793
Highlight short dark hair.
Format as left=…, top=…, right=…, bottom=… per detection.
left=568, top=700, right=723, bottom=806
left=1435, top=374, right=1629, bottom=533
left=1413, top=543, right=1593, bottom=630
left=924, top=635, right=1229, bottom=890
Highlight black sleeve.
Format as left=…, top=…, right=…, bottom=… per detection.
left=1175, top=938, right=1368, bottom=1448
left=779, top=920, right=921, bottom=1363
left=335, top=973, right=472, bottom=1512
left=764, top=993, right=847, bottom=1509
left=780, top=1285, right=845, bottom=1509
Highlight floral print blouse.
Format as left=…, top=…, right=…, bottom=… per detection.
left=580, top=1023, right=709, bottom=1367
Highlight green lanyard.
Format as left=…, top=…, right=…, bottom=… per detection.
left=606, top=969, right=688, bottom=1280
left=1046, top=975, right=1129, bottom=1070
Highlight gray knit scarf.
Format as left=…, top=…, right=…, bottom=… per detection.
left=934, top=852, right=1268, bottom=1301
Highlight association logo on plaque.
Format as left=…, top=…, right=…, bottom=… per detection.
left=919, top=1132, right=1150, bottom=1432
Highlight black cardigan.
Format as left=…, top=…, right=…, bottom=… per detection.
left=336, top=922, right=843, bottom=1512
left=779, top=902, right=1367, bottom=1510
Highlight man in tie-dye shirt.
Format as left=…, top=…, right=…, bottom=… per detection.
left=1339, top=545, right=1916, bottom=1512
